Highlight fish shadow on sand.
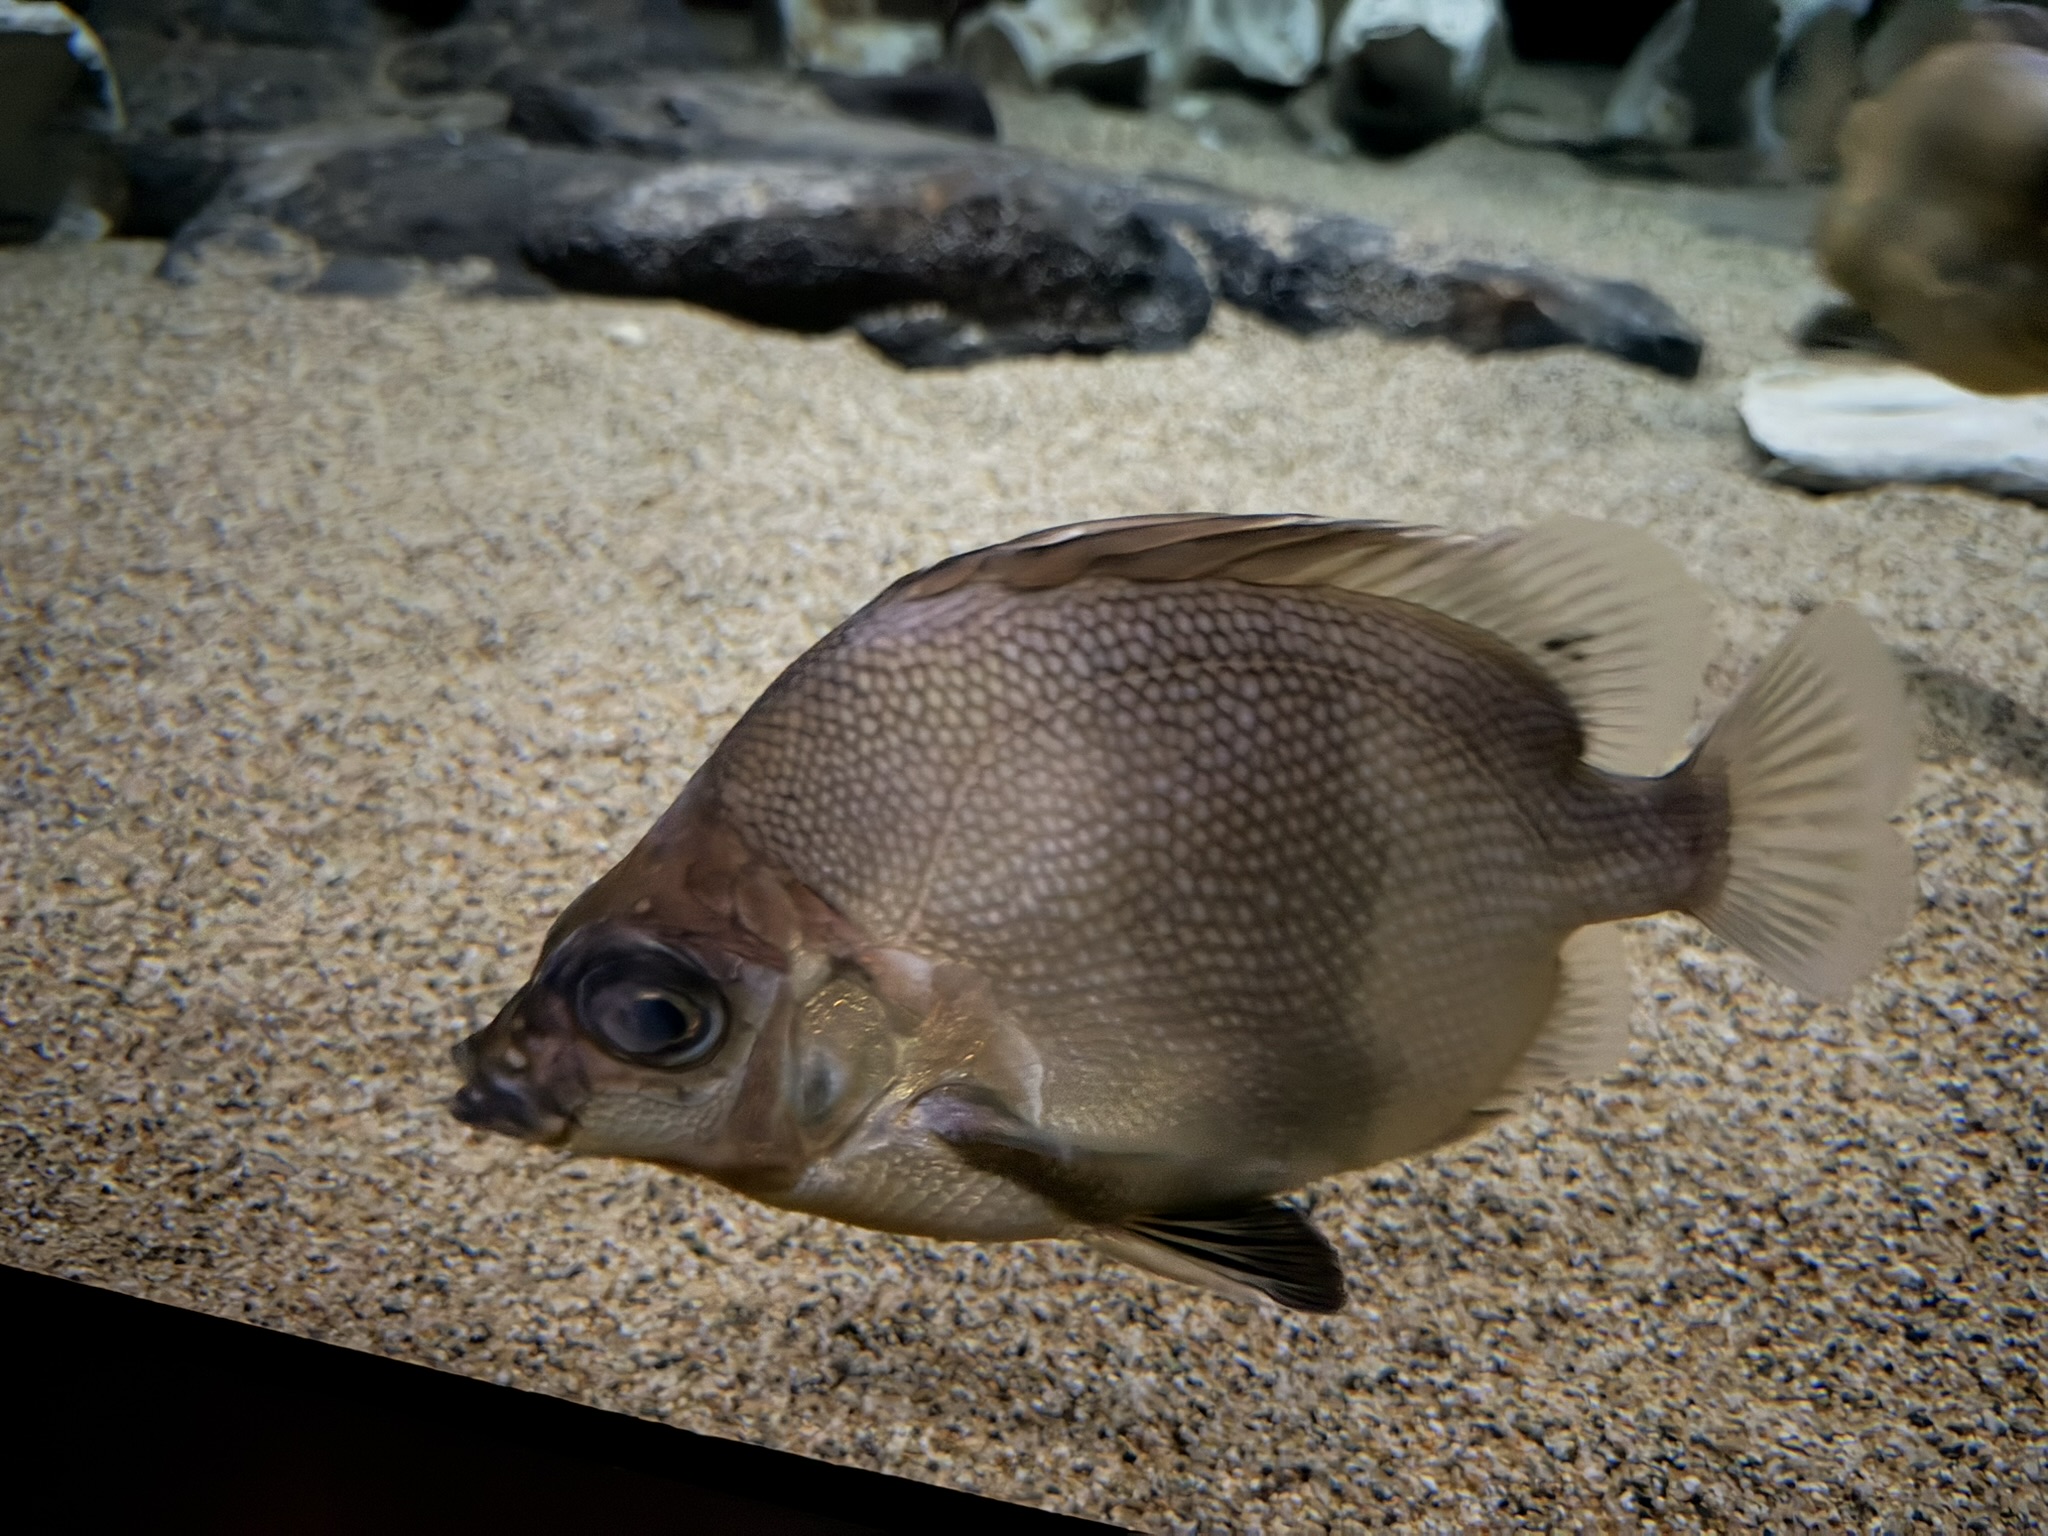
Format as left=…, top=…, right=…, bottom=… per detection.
left=1903, top=659, right=2048, bottom=787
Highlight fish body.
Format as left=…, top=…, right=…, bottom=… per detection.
left=453, top=515, right=1913, bottom=1310
left=1817, top=38, right=2048, bottom=395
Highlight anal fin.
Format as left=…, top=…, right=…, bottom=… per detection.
left=1092, top=1202, right=1345, bottom=1314
left=1477, top=921, right=1635, bottom=1116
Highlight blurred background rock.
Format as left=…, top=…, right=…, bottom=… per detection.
left=1, top=3, right=2039, bottom=510
left=4, top=1, right=2039, bottom=251
left=0, top=2, right=126, bottom=241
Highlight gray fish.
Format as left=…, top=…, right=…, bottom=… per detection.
left=451, top=515, right=1914, bottom=1311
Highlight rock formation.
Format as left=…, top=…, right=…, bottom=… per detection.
left=0, top=0, right=127, bottom=241
left=148, top=65, right=1701, bottom=373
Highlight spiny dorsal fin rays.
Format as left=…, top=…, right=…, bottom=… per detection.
left=892, top=514, right=1711, bottom=776
left=892, top=514, right=1444, bottom=598
left=1390, top=518, right=1711, bottom=777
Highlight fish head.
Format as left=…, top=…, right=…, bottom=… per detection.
left=449, top=791, right=916, bottom=1195
left=450, top=917, right=784, bottom=1163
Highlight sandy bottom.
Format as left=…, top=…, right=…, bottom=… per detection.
left=4, top=95, right=2045, bottom=1530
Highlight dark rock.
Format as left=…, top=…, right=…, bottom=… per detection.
left=79, top=1, right=378, bottom=50
left=117, top=134, right=238, bottom=235
left=1442, top=262, right=1703, bottom=376
left=159, top=71, right=1704, bottom=376
left=269, top=132, right=588, bottom=268
left=1, top=3, right=126, bottom=243
left=384, top=22, right=521, bottom=94
left=120, top=43, right=366, bottom=135
left=523, top=155, right=1213, bottom=358
left=209, top=121, right=1207, bottom=359
left=810, top=69, right=998, bottom=140
left=1174, top=202, right=1704, bottom=376
left=304, top=252, right=415, bottom=294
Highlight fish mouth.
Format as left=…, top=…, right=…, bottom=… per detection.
left=448, top=1033, right=572, bottom=1145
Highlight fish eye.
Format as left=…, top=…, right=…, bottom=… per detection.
left=572, top=949, right=727, bottom=1069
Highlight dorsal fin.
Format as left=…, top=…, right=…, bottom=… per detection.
left=897, top=514, right=1711, bottom=774
left=895, top=514, right=1451, bottom=599
left=1388, top=519, right=1711, bottom=776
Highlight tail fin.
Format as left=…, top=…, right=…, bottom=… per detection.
left=1686, top=606, right=1916, bottom=1000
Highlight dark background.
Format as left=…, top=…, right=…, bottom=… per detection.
left=5, top=1264, right=1119, bottom=1535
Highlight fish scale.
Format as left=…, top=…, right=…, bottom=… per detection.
left=452, top=514, right=1913, bottom=1311
left=709, top=577, right=1692, bottom=1175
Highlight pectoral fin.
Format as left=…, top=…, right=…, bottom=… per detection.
left=911, top=1085, right=1343, bottom=1312
left=911, top=1083, right=1194, bottom=1222
left=1091, top=1204, right=1345, bottom=1314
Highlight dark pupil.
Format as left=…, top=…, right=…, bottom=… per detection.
left=613, top=992, right=698, bottom=1055
left=565, top=941, right=727, bottom=1068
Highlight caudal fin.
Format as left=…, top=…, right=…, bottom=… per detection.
left=1686, top=606, right=1916, bottom=1000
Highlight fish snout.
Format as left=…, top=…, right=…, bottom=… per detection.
left=446, top=985, right=572, bottom=1142
left=449, top=1064, right=571, bottom=1143
left=449, top=1017, right=570, bottom=1143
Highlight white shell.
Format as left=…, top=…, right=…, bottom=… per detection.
left=1328, top=0, right=1501, bottom=90
left=1739, top=362, right=2048, bottom=506
left=777, top=0, right=945, bottom=75
left=1184, top=0, right=1324, bottom=87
